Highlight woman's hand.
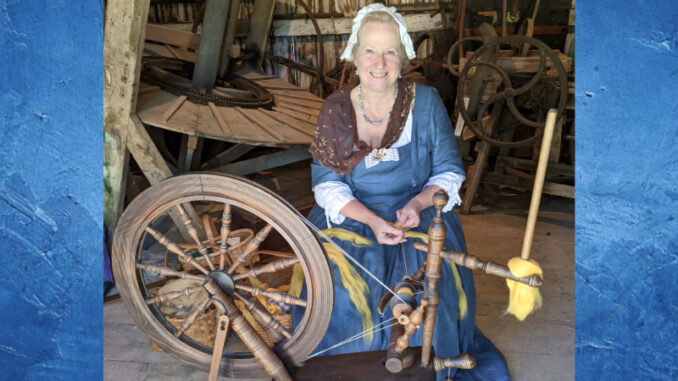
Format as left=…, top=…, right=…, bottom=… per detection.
left=368, top=218, right=405, bottom=245
left=396, top=199, right=424, bottom=229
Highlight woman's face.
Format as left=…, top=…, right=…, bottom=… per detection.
left=354, top=21, right=402, bottom=94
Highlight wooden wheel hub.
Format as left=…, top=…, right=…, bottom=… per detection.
left=207, top=271, right=235, bottom=296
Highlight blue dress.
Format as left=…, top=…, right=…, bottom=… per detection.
left=296, top=84, right=510, bottom=380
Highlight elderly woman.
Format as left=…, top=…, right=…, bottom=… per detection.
left=300, top=4, right=510, bottom=380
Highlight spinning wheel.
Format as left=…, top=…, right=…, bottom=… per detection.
left=112, top=173, right=333, bottom=378
left=449, top=35, right=568, bottom=148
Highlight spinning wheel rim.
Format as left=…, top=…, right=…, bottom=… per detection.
left=112, top=173, right=333, bottom=377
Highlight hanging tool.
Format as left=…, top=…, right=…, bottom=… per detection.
left=505, top=108, right=558, bottom=320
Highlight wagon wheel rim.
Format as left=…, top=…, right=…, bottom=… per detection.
left=113, top=173, right=332, bottom=378
left=455, top=35, right=568, bottom=148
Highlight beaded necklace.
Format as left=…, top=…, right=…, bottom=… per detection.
left=358, top=84, right=398, bottom=125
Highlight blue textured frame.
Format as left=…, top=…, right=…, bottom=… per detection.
left=0, top=1, right=103, bottom=379
left=575, top=1, right=678, bottom=379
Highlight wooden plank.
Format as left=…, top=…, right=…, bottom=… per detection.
left=207, top=101, right=233, bottom=134
left=103, top=0, right=151, bottom=233
left=460, top=50, right=572, bottom=77
left=234, top=107, right=283, bottom=141
left=196, top=103, right=229, bottom=140
left=164, top=97, right=199, bottom=135
left=273, top=95, right=323, bottom=110
left=273, top=106, right=317, bottom=124
left=482, top=172, right=574, bottom=199
left=276, top=101, right=320, bottom=118
left=272, top=13, right=444, bottom=37
left=254, top=77, right=305, bottom=91
left=161, top=95, right=187, bottom=123
left=164, top=45, right=196, bottom=62
left=261, top=109, right=315, bottom=138
left=138, top=84, right=162, bottom=95
left=269, top=89, right=323, bottom=102
left=145, top=23, right=200, bottom=50
left=495, top=156, right=574, bottom=178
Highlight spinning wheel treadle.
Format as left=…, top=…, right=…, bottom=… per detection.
left=112, top=173, right=333, bottom=378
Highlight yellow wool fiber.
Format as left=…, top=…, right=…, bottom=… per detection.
left=403, top=231, right=467, bottom=320
left=288, top=262, right=305, bottom=298
left=321, top=228, right=373, bottom=247
left=505, top=257, right=543, bottom=321
left=323, top=242, right=374, bottom=343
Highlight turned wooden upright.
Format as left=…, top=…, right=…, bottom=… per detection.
left=420, top=190, right=448, bottom=366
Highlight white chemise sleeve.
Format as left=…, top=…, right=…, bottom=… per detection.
left=312, top=181, right=355, bottom=225
left=424, top=172, right=465, bottom=212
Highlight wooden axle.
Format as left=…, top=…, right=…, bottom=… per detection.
left=433, top=354, right=476, bottom=371
left=413, top=242, right=542, bottom=287
left=203, top=280, right=292, bottom=381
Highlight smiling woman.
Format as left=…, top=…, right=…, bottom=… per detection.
left=303, top=3, right=512, bottom=381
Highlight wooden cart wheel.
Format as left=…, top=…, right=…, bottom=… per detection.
left=112, top=173, right=333, bottom=378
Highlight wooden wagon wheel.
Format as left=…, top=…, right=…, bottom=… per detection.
left=112, top=173, right=333, bottom=378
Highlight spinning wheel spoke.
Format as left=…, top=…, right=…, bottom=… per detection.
left=146, top=286, right=203, bottom=305
left=218, top=204, right=232, bottom=270
left=145, top=227, right=210, bottom=275
left=136, top=263, right=206, bottom=282
left=234, top=292, right=292, bottom=342
left=232, top=257, right=300, bottom=281
left=235, top=284, right=307, bottom=308
left=175, top=204, right=216, bottom=270
left=176, top=296, right=212, bottom=338
left=227, top=225, right=273, bottom=274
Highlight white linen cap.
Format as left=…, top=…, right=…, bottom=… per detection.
left=340, top=3, right=416, bottom=61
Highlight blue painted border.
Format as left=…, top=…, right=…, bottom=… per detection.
left=0, top=1, right=103, bottom=379
left=576, top=1, right=678, bottom=379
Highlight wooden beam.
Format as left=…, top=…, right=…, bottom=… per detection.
left=145, top=23, right=200, bottom=50
left=103, top=0, right=151, bottom=233
left=272, top=12, right=445, bottom=37
left=127, top=117, right=206, bottom=240
left=212, top=147, right=311, bottom=176
left=245, top=0, right=276, bottom=68
left=482, top=172, right=574, bottom=199
left=201, top=144, right=255, bottom=170
left=192, top=0, right=231, bottom=91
